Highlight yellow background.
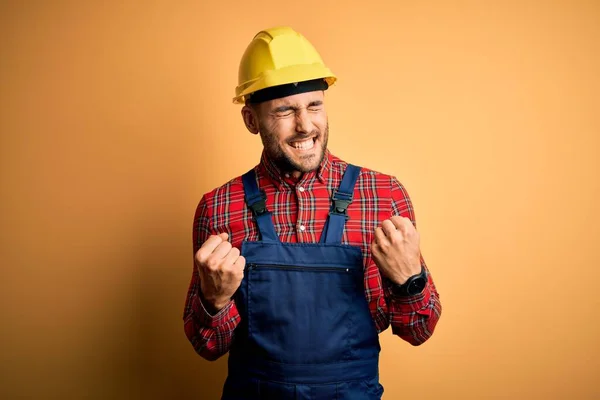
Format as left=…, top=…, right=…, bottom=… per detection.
left=1, top=1, right=599, bottom=399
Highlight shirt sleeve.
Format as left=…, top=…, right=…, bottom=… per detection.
left=381, top=176, right=442, bottom=345
left=183, top=195, right=241, bottom=361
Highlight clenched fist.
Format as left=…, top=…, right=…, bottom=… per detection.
left=371, top=216, right=422, bottom=285
left=195, top=232, right=245, bottom=313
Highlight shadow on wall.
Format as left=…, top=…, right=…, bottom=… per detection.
left=135, top=214, right=229, bottom=399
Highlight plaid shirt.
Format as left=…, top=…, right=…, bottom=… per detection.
left=184, top=150, right=442, bottom=361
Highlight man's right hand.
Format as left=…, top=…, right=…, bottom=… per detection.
left=195, top=232, right=245, bottom=313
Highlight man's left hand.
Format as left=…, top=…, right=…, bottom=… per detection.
left=371, top=216, right=422, bottom=285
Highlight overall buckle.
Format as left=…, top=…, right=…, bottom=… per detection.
left=247, top=191, right=269, bottom=216
left=331, top=191, right=352, bottom=220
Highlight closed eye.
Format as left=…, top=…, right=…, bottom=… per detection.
left=308, top=101, right=323, bottom=111
left=273, top=106, right=296, bottom=117
left=277, top=111, right=294, bottom=117
left=272, top=101, right=323, bottom=116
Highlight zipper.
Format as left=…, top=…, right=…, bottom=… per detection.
left=248, top=263, right=350, bottom=273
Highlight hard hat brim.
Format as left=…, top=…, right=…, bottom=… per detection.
left=233, top=63, right=336, bottom=104
left=247, top=78, right=329, bottom=104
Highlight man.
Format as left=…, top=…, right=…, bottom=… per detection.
left=184, top=26, right=442, bottom=399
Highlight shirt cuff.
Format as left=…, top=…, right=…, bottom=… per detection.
left=386, top=281, right=432, bottom=313
left=191, top=293, right=235, bottom=328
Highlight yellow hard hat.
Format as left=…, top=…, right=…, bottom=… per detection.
left=233, top=26, right=337, bottom=104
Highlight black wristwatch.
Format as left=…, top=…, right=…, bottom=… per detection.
left=391, top=267, right=427, bottom=297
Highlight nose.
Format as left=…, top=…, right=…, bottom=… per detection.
left=295, top=109, right=314, bottom=135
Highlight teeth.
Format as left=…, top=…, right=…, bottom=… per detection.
left=291, top=138, right=315, bottom=150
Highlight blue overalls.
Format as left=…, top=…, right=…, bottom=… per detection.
left=222, top=165, right=383, bottom=400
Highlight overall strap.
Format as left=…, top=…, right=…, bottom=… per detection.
left=320, top=164, right=362, bottom=244
left=242, top=169, right=280, bottom=243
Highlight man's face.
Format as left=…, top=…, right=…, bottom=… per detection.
left=253, top=90, right=329, bottom=175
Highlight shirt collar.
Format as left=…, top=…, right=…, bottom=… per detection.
left=259, top=149, right=331, bottom=189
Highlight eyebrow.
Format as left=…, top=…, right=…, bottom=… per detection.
left=272, top=100, right=323, bottom=113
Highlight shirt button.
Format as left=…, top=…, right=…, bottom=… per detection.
left=298, top=186, right=305, bottom=192
left=299, top=224, right=306, bottom=232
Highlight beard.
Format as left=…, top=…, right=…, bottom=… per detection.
left=259, top=122, right=329, bottom=174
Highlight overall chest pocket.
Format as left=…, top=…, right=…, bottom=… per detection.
left=246, top=263, right=357, bottom=364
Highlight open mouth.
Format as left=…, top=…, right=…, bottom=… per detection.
left=289, top=137, right=317, bottom=151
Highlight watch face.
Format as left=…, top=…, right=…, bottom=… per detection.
left=408, top=278, right=427, bottom=295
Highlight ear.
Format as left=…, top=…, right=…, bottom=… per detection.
left=241, top=104, right=260, bottom=135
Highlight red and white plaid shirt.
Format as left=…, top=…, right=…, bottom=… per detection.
left=184, top=150, right=442, bottom=361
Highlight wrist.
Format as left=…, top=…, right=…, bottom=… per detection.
left=390, top=263, right=422, bottom=285
left=199, top=291, right=230, bottom=315
left=391, top=273, right=411, bottom=286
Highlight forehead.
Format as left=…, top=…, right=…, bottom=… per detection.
left=261, top=90, right=325, bottom=111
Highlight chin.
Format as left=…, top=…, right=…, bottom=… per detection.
left=297, top=154, right=322, bottom=172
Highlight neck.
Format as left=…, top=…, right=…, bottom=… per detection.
left=289, top=170, right=303, bottom=180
